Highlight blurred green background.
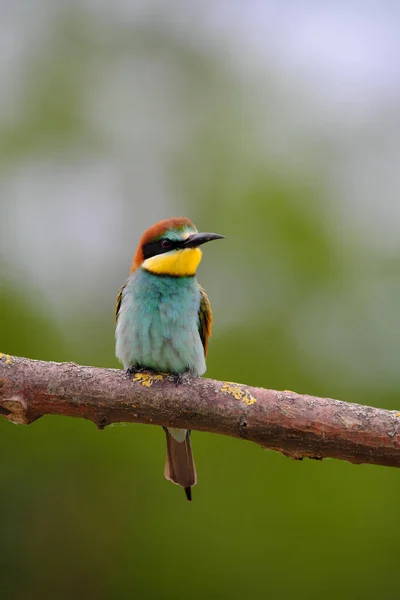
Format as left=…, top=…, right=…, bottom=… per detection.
left=1, top=2, right=400, bottom=599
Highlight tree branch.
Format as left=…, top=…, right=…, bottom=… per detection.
left=0, top=353, right=399, bottom=468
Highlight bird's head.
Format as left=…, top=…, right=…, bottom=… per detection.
left=131, top=217, right=224, bottom=276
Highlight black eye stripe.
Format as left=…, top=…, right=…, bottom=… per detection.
left=142, top=238, right=183, bottom=260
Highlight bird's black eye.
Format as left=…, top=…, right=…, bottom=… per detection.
left=161, top=239, right=172, bottom=249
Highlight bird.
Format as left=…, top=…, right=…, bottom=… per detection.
left=115, top=217, right=224, bottom=501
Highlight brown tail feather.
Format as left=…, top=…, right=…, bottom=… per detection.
left=163, top=427, right=197, bottom=501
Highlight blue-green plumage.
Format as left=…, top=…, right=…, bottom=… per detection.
left=116, top=268, right=206, bottom=376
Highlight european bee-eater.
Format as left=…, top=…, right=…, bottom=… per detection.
left=115, top=217, right=224, bottom=501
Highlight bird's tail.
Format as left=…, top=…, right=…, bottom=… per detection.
left=163, top=427, right=197, bottom=501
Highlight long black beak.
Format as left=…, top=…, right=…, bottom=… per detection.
left=184, top=232, right=225, bottom=248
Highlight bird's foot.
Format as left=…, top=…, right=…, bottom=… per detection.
left=170, top=371, right=192, bottom=386
left=126, top=365, right=158, bottom=376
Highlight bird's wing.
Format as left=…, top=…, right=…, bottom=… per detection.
left=198, top=285, right=213, bottom=357
left=115, top=283, right=126, bottom=322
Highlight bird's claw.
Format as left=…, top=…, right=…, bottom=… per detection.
left=126, top=366, right=157, bottom=376
left=127, top=367, right=191, bottom=386
left=171, top=371, right=192, bottom=386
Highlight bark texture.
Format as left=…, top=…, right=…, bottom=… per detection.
left=0, top=353, right=399, bottom=467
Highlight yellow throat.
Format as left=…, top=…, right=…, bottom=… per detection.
left=142, top=247, right=202, bottom=276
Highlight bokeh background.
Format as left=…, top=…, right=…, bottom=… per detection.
left=1, top=2, right=400, bottom=598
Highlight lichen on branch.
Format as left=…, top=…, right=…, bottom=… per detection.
left=0, top=353, right=400, bottom=468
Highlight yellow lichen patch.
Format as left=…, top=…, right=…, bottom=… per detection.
left=220, top=382, right=257, bottom=406
left=0, top=353, right=12, bottom=365
left=132, top=372, right=164, bottom=387
left=396, top=412, right=400, bottom=418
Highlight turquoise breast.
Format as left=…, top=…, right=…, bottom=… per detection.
left=115, top=267, right=206, bottom=376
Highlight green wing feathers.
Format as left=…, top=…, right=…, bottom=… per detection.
left=198, top=286, right=213, bottom=357
left=115, top=283, right=126, bottom=322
